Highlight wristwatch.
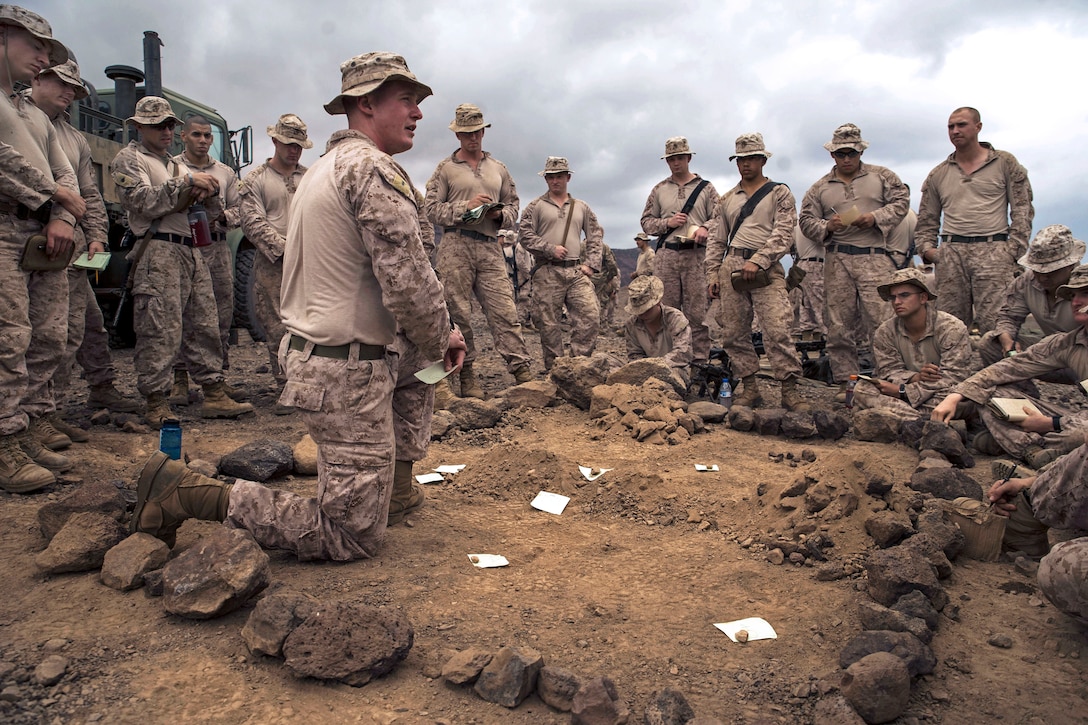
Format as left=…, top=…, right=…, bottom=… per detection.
left=898, top=384, right=908, bottom=401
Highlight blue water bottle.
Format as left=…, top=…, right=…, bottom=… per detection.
left=718, top=376, right=733, bottom=408
left=159, top=418, right=182, bottom=460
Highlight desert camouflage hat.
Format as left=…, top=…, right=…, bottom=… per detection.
left=634, top=232, right=651, bottom=243
left=324, top=52, right=432, bottom=115
left=1056, top=264, right=1088, bottom=300
left=127, top=96, right=181, bottom=126
left=877, top=267, right=937, bottom=301
left=729, top=133, right=773, bottom=161
left=39, top=58, right=87, bottom=99
left=498, top=229, right=515, bottom=241
left=267, top=113, right=313, bottom=149
left=660, top=136, right=694, bottom=159
left=1019, top=225, right=1086, bottom=274
left=823, top=123, right=870, bottom=153
left=539, top=156, right=572, bottom=176
left=449, top=103, right=490, bottom=133
left=625, top=275, right=665, bottom=316
left=0, top=5, right=67, bottom=67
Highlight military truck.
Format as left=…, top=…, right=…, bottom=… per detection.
left=69, top=31, right=262, bottom=347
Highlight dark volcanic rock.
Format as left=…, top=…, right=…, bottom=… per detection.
left=35, top=512, right=127, bottom=574
left=814, top=410, right=850, bottom=440
left=36, top=480, right=125, bottom=542
left=864, top=511, right=914, bottom=548
left=474, top=645, right=544, bottom=708
left=571, top=676, right=630, bottom=725
left=537, top=665, right=583, bottom=712
left=839, top=630, right=936, bottom=677
left=841, top=652, right=911, bottom=723
left=908, top=468, right=983, bottom=501
left=865, top=547, right=948, bottom=610
left=219, top=439, right=293, bottom=482
left=727, top=406, right=755, bottom=432
left=241, top=590, right=319, bottom=658
left=162, top=527, right=270, bottom=619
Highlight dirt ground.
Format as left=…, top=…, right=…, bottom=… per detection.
left=1, top=312, right=1086, bottom=725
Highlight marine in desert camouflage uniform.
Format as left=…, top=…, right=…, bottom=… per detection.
left=631, top=232, right=655, bottom=280
left=789, top=225, right=825, bottom=340
left=500, top=229, right=533, bottom=327
left=592, top=243, right=620, bottom=328
left=624, top=275, right=693, bottom=377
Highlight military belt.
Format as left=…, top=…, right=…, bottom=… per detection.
left=288, top=335, right=384, bottom=360
left=830, top=244, right=886, bottom=256
left=0, top=199, right=51, bottom=225
left=211, top=232, right=227, bottom=243
left=799, top=256, right=824, bottom=263
left=548, top=259, right=581, bottom=268
left=445, top=228, right=495, bottom=242
left=944, top=233, right=1009, bottom=243
left=727, top=247, right=757, bottom=259
left=663, top=240, right=704, bottom=251
left=152, top=232, right=194, bottom=247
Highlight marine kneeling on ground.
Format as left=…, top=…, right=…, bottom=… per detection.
left=623, top=275, right=693, bottom=381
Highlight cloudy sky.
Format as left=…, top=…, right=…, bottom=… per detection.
left=37, top=0, right=1088, bottom=249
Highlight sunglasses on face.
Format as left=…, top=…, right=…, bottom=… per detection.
left=832, top=149, right=860, bottom=158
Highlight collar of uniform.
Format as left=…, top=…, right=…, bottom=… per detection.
left=325, top=128, right=378, bottom=153
left=1073, top=326, right=1088, bottom=350
left=666, top=173, right=704, bottom=188
left=728, top=179, right=774, bottom=198
left=825, top=161, right=870, bottom=184
left=538, top=192, right=572, bottom=209
left=450, top=149, right=492, bottom=165
left=132, top=139, right=172, bottom=166
left=943, top=141, right=999, bottom=167
left=260, top=159, right=306, bottom=180
left=176, top=154, right=216, bottom=172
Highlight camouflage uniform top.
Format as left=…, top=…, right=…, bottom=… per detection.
left=503, top=242, right=533, bottom=292
left=0, top=92, right=77, bottom=225
left=281, top=129, right=449, bottom=358
left=993, top=273, right=1076, bottom=341
left=591, top=244, right=619, bottom=293
left=886, top=208, right=917, bottom=264
left=634, top=246, right=655, bottom=277
left=45, top=107, right=108, bottom=252
left=873, top=307, right=978, bottom=407
left=172, top=154, right=242, bottom=234
left=424, top=151, right=519, bottom=238
left=798, top=162, right=910, bottom=249
left=916, top=143, right=1034, bottom=259
left=793, top=225, right=822, bottom=260
left=239, top=160, right=307, bottom=263
left=705, top=182, right=797, bottom=286
left=954, top=327, right=1088, bottom=405
left=640, top=175, right=718, bottom=244
left=624, top=304, right=693, bottom=370
left=110, top=140, right=220, bottom=237
left=517, top=193, right=603, bottom=271
left=1029, top=445, right=1088, bottom=532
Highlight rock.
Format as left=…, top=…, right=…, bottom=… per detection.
left=282, top=600, right=413, bottom=686
left=822, top=492, right=860, bottom=521
left=865, top=475, right=893, bottom=497
left=898, top=534, right=954, bottom=579
left=766, top=548, right=785, bottom=565
left=441, top=648, right=494, bottom=686
left=781, top=475, right=815, bottom=497
left=219, top=439, right=293, bottom=482
left=815, top=562, right=847, bottom=581
left=187, top=458, right=218, bottom=478
left=852, top=410, right=899, bottom=443
left=687, top=401, right=727, bottom=424
left=841, top=652, right=911, bottom=723
left=987, top=634, right=1014, bottom=649
left=430, top=410, right=455, bottom=438
left=447, top=397, right=504, bottom=430
left=551, top=353, right=625, bottom=410
left=241, top=590, right=319, bottom=658
left=35, top=512, right=127, bottom=574
left=891, top=590, right=940, bottom=631
left=36, top=480, right=126, bottom=542
left=914, top=457, right=953, bottom=474
left=911, top=503, right=967, bottom=560
left=857, top=600, right=933, bottom=644
left=605, top=358, right=687, bottom=397
left=643, top=687, right=695, bottom=725
left=89, top=409, right=111, bottom=425
left=839, top=630, right=936, bottom=677
left=474, top=645, right=544, bottom=708
left=143, top=568, right=164, bottom=597
left=571, top=676, right=629, bottom=725
left=812, top=694, right=866, bottom=725
left=864, top=511, right=914, bottom=548
left=727, top=405, right=755, bottom=431
left=865, top=547, right=947, bottom=610
left=804, top=482, right=834, bottom=513
left=919, top=420, right=968, bottom=464
left=100, top=533, right=170, bottom=591
left=781, top=412, right=817, bottom=439
left=814, top=410, right=850, bottom=440
left=897, top=418, right=926, bottom=449
left=162, top=528, right=270, bottom=619
left=537, top=665, right=583, bottom=712
left=293, top=434, right=318, bottom=476
left=753, top=408, right=784, bottom=436
left=502, top=380, right=557, bottom=408
left=33, top=655, right=68, bottom=686
left=908, top=468, right=982, bottom=501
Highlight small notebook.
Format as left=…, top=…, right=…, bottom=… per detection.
left=987, top=397, right=1040, bottom=423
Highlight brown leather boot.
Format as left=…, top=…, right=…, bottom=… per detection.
left=220, top=381, right=248, bottom=402
left=87, top=382, right=142, bottom=413
left=16, top=428, right=71, bottom=472
left=733, top=375, right=763, bottom=408
left=131, top=451, right=234, bottom=547
left=387, top=460, right=424, bottom=525
left=44, top=413, right=89, bottom=443
left=0, top=433, right=54, bottom=493
left=433, top=379, right=455, bottom=410
left=780, top=376, right=812, bottom=413
left=169, top=369, right=190, bottom=406
left=30, top=415, right=71, bottom=451
left=145, top=392, right=175, bottom=431
left=512, top=364, right=533, bottom=384
left=459, top=364, right=484, bottom=399
left=200, top=381, right=255, bottom=419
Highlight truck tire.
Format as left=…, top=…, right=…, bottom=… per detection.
left=232, top=246, right=266, bottom=342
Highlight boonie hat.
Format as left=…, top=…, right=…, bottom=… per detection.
left=729, top=133, right=773, bottom=161
left=127, top=96, right=181, bottom=126
left=0, top=5, right=67, bottom=67
left=497, top=229, right=514, bottom=239
left=877, top=267, right=937, bottom=301
left=324, top=52, right=432, bottom=115
left=626, top=275, right=664, bottom=316
left=448, top=103, right=490, bottom=133
left=539, top=156, right=572, bottom=176
left=634, top=232, right=651, bottom=243
left=1019, top=225, right=1086, bottom=274
left=661, top=136, right=694, bottom=159
left=1056, top=264, right=1088, bottom=300
left=823, top=123, right=869, bottom=153
left=267, top=113, right=313, bottom=149
left=39, top=58, right=87, bottom=100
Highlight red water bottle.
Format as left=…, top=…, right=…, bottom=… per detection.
left=188, top=202, right=213, bottom=247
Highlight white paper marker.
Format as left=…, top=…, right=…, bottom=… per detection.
left=415, top=472, right=445, bottom=485
left=714, top=617, right=778, bottom=643
left=434, top=464, right=465, bottom=474
left=531, top=491, right=570, bottom=515
left=468, top=554, right=509, bottom=568
left=414, top=362, right=456, bottom=384
left=695, top=464, right=720, bottom=472
left=579, top=465, right=612, bottom=481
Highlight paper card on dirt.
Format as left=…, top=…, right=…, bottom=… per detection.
left=714, top=617, right=778, bottom=643
left=531, top=491, right=570, bottom=515
left=695, top=464, right=719, bottom=472
left=414, top=362, right=457, bottom=384
left=434, top=464, right=465, bottom=474
left=579, top=465, right=612, bottom=481
left=415, top=472, right=445, bottom=485
left=468, top=554, right=509, bottom=568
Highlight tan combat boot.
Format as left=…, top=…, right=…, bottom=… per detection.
left=87, top=382, right=142, bottom=413
left=733, top=375, right=763, bottom=408
left=387, top=460, right=424, bottom=525
left=200, top=381, right=255, bottom=420
left=144, top=392, right=175, bottom=431
left=131, top=451, right=234, bottom=547
left=169, top=369, right=190, bottom=406
left=220, top=381, right=248, bottom=402
left=433, top=379, right=455, bottom=410
left=44, top=412, right=89, bottom=443
left=16, top=428, right=71, bottom=472
left=459, top=364, right=485, bottom=399
left=780, top=376, right=812, bottom=413
left=30, top=415, right=72, bottom=451
left=512, top=363, right=533, bottom=385
left=0, top=433, right=54, bottom=493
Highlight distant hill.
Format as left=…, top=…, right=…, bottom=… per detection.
left=612, top=246, right=639, bottom=286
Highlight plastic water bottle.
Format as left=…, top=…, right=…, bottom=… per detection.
left=718, top=377, right=733, bottom=409
left=159, top=418, right=182, bottom=460
left=844, top=374, right=858, bottom=409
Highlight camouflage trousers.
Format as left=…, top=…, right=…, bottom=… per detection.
left=131, top=240, right=223, bottom=396
left=789, top=258, right=826, bottom=337
left=514, top=283, right=532, bottom=328
left=53, top=266, right=117, bottom=393
left=980, top=385, right=1088, bottom=459
left=253, top=252, right=286, bottom=383
left=853, top=379, right=968, bottom=424
left=978, top=324, right=1078, bottom=384
left=937, top=239, right=1018, bottom=335
left=596, top=279, right=618, bottom=328
left=531, top=264, right=600, bottom=370
left=390, top=330, right=435, bottom=463
left=825, top=250, right=895, bottom=382
left=436, top=231, right=531, bottom=372
left=715, top=254, right=801, bottom=381
left=227, top=341, right=397, bottom=561
left=0, top=215, right=68, bottom=435
left=198, top=241, right=233, bottom=369
left=655, top=246, right=710, bottom=360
